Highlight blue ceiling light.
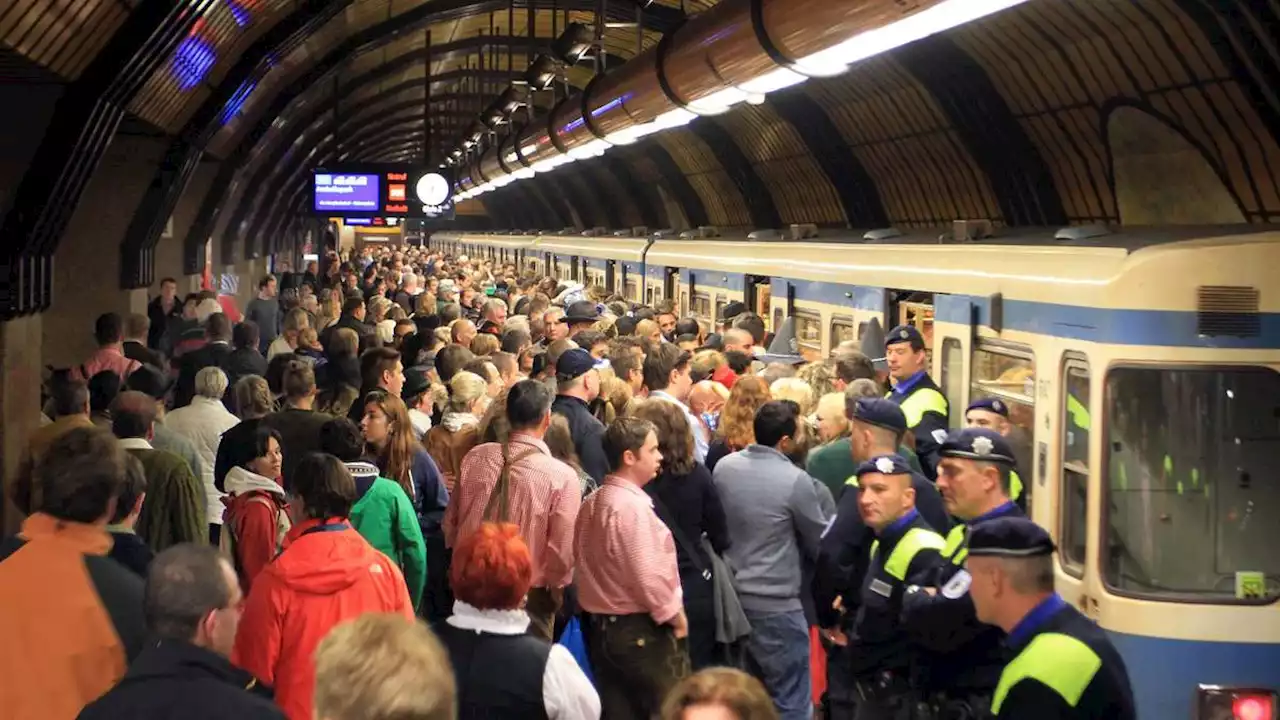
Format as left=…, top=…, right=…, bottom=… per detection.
left=218, top=78, right=257, bottom=124
left=173, top=27, right=217, bottom=91
left=226, top=0, right=253, bottom=27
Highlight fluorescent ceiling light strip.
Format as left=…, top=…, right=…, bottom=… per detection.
left=797, top=0, right=1028, bottom=71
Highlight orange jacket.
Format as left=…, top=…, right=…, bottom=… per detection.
left=0, top=514, right=146, bottom=720
left=232, top=517, right=414, bottom=720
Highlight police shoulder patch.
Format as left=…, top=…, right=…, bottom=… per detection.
left=941, top=570, right=972, bottom=599
left=931, top=428, right=949, bottom=444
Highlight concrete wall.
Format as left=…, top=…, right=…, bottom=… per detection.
left=148, top=159, right=222, bottom=295
left=42, top=132, right=167, bottom=369
left=0, top=314, right=43, bottom=535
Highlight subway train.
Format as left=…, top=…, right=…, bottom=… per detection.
left=432, top=224, right=1280, bottom=720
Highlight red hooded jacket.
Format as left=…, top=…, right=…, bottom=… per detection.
left=232, top=517, right=414, bottom=720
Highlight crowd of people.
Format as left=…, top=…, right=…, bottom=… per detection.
left=1, top=242, right=1133, bottom=720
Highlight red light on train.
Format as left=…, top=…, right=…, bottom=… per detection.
left=1235, top=695, right=1274, bottom=720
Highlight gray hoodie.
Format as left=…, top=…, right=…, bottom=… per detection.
left=712, top=444, right=830, bottom=613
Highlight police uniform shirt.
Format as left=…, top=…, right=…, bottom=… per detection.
left=969, top=518, right=1135, bottom=720
left=886, top=372, right=949, bottom=479
left=813, top=466, right=951, bottom=629
left=993, top=595, right=1136, bottom=720
left=903, top=500, right=1025, bottom=694
left=850, top=503, right=946, bottom=678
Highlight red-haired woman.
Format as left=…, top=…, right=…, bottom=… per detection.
left=437, top=522, right=600, bottom=719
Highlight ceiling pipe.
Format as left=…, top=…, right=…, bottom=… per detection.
left=456, top=0, right=1028, bottom=199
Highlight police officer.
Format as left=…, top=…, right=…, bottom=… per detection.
left=814, top=400, right=951, bottom=719
left=883, top=325, right=948, bottom=478
left=967, top=517, right=1136, bottom=720
left=903, top=428, right=1024, bottom=717
left=846, top=455, right=946, bottom=719
left=963, top=398, right=1026, bottom=509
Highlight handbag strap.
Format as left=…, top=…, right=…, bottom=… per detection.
left=650, top=493, right=711, bottom=580
left=482, top=443, right=541, bottom=523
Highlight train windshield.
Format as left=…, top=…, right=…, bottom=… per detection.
left=1105, top=366, right=1280, bottom=602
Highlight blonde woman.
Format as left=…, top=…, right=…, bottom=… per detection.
left=706, top=375, right=771, bottom=472
left=424, top=371, right=489, bottom=494
left=770, top=377, right=816, bottom=416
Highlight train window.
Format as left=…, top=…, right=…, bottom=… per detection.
left=940, top=338, right=963, bottom=428
left=830, top=316, right=855, bottom=351
left=1060, top=359, right=1090, bottom=575
left=715, top=298, right=726, bottom=324
left=626, top=278, right=638, bottom=302
left=693, top=292, right=712, bottom=319
left=1103, top=366, right=1280, bottom=602
left=772, top=308, right=784, bottom=335
left=795, top=310, right=823, bottom=361
left=971, top=343, right=1035, bottom=504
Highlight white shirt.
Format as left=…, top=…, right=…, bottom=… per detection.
left=266, top=335, right=294, bottom=362
left=163, top=396, right=241, bottom=525
left=649, top=390, right=709, bottom=463
left=446, top=601, right=601, bottom=720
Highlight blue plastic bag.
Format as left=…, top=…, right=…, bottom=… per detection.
left=557, top=616, right=595, bottom=685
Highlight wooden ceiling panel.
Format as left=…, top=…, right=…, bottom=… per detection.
left=0, top=0, right=127, bottom=80
left=658, top=129, right=751, bottom=228
left=805, top=59, right=1000, bottom=227
left=953, top=0, right=1280, bottom=223
left=715, top=105, right=844, bottom=226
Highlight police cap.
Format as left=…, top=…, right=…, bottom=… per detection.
left=938, top=427, right=1016, bottom=465
left=966, top=396, right=1009, bottom=418
left=555, top=348, right=599, bottom=382
left=967, top=517, right=1055, bottom=558
left=855, top=454, right=913, bottom=480
left=885, top=324, right=925, bottom=352
left=850, top=397, right=908, bottom=434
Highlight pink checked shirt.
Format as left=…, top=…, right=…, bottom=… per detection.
left=444, top=433, right=581, bottom=589
left=573, top=476, right=683, bottom=624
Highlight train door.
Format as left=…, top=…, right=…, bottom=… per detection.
left=743, top=274, right=771, bottom=328
left=664, top=267, right=678, bottom=304
left=1058, top=354, right=1092, bottom=613
left=888, top=290, right=936, bottom=363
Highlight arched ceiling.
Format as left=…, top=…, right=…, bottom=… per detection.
left=1, top=0, right=1278, bottom=317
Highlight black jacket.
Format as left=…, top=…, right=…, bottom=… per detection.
left=123, top=341, right=166, bottom=371
left=645, top=463, right=730, bottom=581
left=176, top=341, right=234, bottom=408
left=261, top=408, right=333, bottom=491
left=108, top=531, right=154, bottom=578
left=551, top=395, right=609, bottom=484
left=147, top=297, right=183, bottom=349
left=224, top=347, right=268, bottom=391
left=77, top=639, right=285, bottom=720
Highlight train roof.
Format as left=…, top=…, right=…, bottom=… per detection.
left=437, top=224, right=1279, bottom=253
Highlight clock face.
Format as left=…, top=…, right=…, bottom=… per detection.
left=415, top=173, right=450, bottom=205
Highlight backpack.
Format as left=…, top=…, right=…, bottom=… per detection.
left=219, top=493, right=292, bottom=573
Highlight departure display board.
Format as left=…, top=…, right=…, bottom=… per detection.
left=311, top=164, right=454, bottom=219
left=314, top=173, right=380, bottom=212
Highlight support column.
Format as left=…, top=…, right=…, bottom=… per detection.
left=1, top=314, right=44, bottom=535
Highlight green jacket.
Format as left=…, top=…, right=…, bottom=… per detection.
left=807, top=437, right=924, bottom=501
left=346, top=462, right=428, bottom=610
left=123, top=441, right=207, bottom=553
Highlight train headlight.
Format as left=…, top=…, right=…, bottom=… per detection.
left=1199, top=686, right=1277, bottom=720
